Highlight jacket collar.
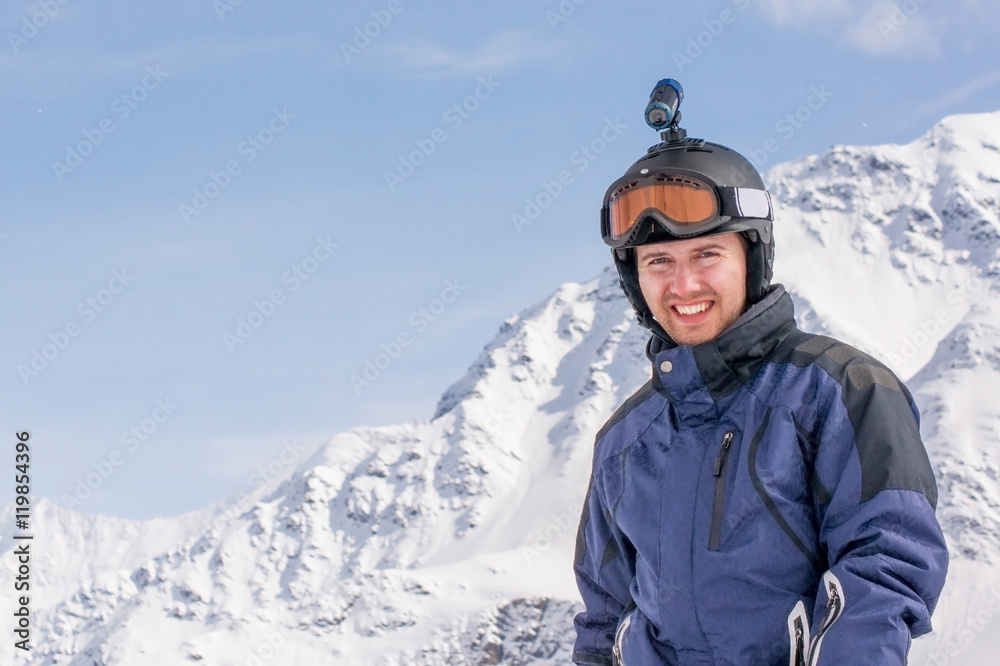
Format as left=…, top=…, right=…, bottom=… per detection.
left=646, top=285, right=797, bottom=418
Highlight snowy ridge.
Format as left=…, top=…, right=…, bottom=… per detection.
left=382, top=598, right=579, bottom=666
left=912, top=306, right=1000, bottom=563
left=3, top=110, right=1000, bottom=664
left=1, top=268, right=648, bottom=665
left=772, top=111, right=1000, bottom=377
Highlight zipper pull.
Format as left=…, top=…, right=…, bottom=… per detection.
left=787, top=600, right=811, bottom=666
left=806, top=572, right=846, bottom=665
left=794, top=622, right=806, bottom=666
left=712, top=431, right=734, bottom=476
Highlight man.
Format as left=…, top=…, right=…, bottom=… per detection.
left=572, top=85, right=948, bottom=665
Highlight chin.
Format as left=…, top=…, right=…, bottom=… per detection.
left=665, top=330, right=716, bottom=346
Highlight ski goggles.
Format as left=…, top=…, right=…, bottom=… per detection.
left=601, top=172, right=773, bottom=248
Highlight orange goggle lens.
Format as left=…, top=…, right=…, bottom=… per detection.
left=607, top=176, right=718, bottom=240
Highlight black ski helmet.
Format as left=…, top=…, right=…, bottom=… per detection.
left=602, top=79, right=775, bottom=340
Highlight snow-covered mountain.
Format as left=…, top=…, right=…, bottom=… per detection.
left=4, top=109, right=1000, bottom=665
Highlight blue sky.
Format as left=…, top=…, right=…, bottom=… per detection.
left=3, top=0, right=1000, bottom=519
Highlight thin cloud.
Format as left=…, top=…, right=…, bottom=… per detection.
left=0, top=36, right=305, bottom=95
left=911, top=69, right=1000, bottom=119
left=381, top=30, right=551, bottom=77
left=753, top=0, right=1000, bottom=59
left=844, top=1, right=941, bottom=58
left=753, top=0, right=854, bottom=27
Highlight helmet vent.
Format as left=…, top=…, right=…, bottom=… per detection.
left=685, top=147, right=714, bottom=153
left=650, top=175, right=704, bottom=188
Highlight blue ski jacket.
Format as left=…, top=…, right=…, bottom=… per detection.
left=573, top=286, right=948, bottom=665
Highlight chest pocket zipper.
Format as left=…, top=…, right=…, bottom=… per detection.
left=612, top=609, right=634, bottom=666
left=709, top=431, right=735, bottom=551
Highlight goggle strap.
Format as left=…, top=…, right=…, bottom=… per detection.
left=718, top=187, right=773, bottom=221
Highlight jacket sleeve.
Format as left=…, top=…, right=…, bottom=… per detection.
left=572, top=455, right=636, bottom=666
left=807, top=358, right=949, bottom=665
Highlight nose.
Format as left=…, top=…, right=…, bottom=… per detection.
left=671, top=260, right=701, bottom=297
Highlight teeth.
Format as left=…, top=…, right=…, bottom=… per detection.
left=675, top=302, right=710, bottom=315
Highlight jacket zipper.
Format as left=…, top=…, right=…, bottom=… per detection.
left=787, top=600, right=810, bottom=666
left=806, top=572, right=846, bottom=665
left=708, top=430, right=735, bottom=551
left=612, top=609, right=633, bottom=666
left=792, top=616, right=807, bottom=666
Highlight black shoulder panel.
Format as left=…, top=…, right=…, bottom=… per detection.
left=574, top=483, right=592, bottom=569
left=776, top=332, right=938, bottom=507
left=595, top=379, right=656, bottom=444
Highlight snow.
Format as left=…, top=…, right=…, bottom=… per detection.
left=3, top=109, right=1000, bottom=665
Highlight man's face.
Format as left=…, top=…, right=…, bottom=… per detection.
left=635, top=232, right=747, bottom=346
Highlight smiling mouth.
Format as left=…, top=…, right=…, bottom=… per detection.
left=673, top=301, right=712, bottom=316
